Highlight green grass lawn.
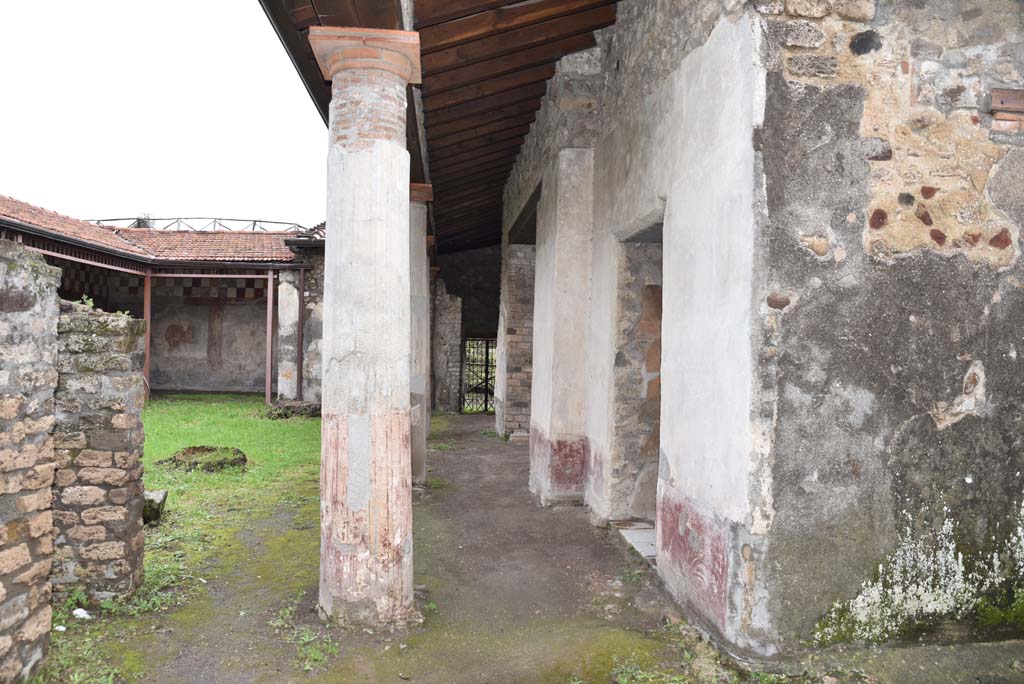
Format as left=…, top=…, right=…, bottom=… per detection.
left=32, top=393, right=322, bottom=683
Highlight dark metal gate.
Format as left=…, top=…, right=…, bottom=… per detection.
left=461, top=338, right=497, bottom=413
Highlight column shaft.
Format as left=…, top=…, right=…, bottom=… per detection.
left=311, top=25, right=421, bottom=623
left=410, top=201, right=430, bottom=485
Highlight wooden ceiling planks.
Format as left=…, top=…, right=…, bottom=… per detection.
left=419, top=0, right=614, bottom=53
left=259, top=0, right=617, bottom=253
left=421, top=0, right=616, bottom=252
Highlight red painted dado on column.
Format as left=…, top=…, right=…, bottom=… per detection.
left=309, top=26, right=421, bottom=626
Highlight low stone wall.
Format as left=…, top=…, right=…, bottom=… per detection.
left=52, top=301, right=145, bottom=601
left=0, top=240, right=60, bottom=681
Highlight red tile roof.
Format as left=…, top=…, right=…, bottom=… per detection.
left=0, top=194, right=298, bottom=263
left=0, top=194, right=148, bottom=256
left=116, top=229, right=296, bottom=263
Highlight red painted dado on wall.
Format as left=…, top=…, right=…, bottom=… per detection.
left=657, top=494, right=729, bottom=631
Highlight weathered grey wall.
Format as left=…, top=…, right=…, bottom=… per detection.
left=0, top=239, right=60, bottom=682
left=53, top=302, right=145, bottom=602
left=432, top=278, right=462, bottom=412
left=149, top=279, right=276, bottom=394
left=494, top=245, right=535, bottom=439
left=754, top=0, right=1024, bottom=652
left=437, top=246, right=501, bottom=339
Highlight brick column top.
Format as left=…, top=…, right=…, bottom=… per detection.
left=309, top=26, right=421, bottom=85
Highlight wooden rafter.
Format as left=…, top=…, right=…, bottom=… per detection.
left=257, top=0, right=618, bottom=252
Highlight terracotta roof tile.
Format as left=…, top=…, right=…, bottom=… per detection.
left=0, top=195, right=298, bottom=263
left=0, top=194, right=147, bottom=256
left=115, top=229, right=296, bottom=263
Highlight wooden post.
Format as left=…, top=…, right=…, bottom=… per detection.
left=143, top=269, right=152, bottom=398
left=266, top=270, right=274, bottom=406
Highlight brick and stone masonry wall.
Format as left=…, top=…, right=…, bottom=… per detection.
left=52, top=301, right=145, bottom=602
left=494, top=245, right=535, bottom=439
left=0, top=240, right=60, bottom=681
left=432, top=278, right=463, bottom=413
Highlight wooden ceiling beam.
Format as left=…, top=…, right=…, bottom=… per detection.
left=436, top=193, right=505, bottom=214
left=440, top=226, right=502, bottom=242
left=437, top=221, right=504, bottom=241
left=427, top=101, right=540, bottom=139
left=434, top=160, right=516, bottom=185
left=432, top=136, right=526, bottom=163
left=436, top=208, right=503, bottom=228
left=437, top=237, right=503, bottom=255
left=414, top=0, right=519, bottom=29
left=432, top=147, right=520, bottom=174
left=437, top=218, right=504, bottom=237
left=436, top=192, right=503, bottom=211
left=423, top=33, right=595, bottom=97
left=434, top=169, right=512, bottom=194
left=432, top=124, right=529, bottom=153
left=421, top=0, right=613, bottom=54
left=424, top=64, right=556, bottom=112
left=428, top=112, right=536, bottom=147
left=422, top=6, right=616, bottom=75
left=425, top=82, right=547, bottom=127
left=432, top=193, right=499, bottom=211
left=434, top=181, right=507, bottom=203
left=288, top=4, right=319, bottom=29
left=311, top=0, right=401, bottom=29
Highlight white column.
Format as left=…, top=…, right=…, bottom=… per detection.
left=309, top=26, right=420, bottom=625
left=276, top=271, right=301, bottom=401
left=410, top=198, right=430, bottom=485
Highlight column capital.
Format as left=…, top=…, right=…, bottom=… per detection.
left=309, top=27, right=421, bottom=85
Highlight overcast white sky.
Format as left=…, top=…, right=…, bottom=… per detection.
left=0, top=1, right=327, bottom=228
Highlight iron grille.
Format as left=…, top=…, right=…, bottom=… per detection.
left=461, top=338, right=497, bottom=414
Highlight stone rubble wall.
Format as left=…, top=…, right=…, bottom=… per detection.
left=494, top=245, right=536, bottom=439
left=754, top=0, right=1024, bottom=650
left=605, top=243, right=662, bottom=522
left=431, top=278, right=463, bottom=413
left=0, top=240, right=60, bottom=682
left=52, top=300, right=146, bottom=602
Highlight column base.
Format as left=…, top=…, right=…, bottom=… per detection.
left=528, top=424, right=587, bottom=506
left=316, top=599, right=421, bottom=630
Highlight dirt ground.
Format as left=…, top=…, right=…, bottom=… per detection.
left=100, top=414, right=709, bottom=684
left=85, top=412, right=1024, bottom=684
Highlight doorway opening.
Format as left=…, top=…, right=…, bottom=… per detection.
left=461, top=337, right=497, bottom=413
left=609, top=225, right=663, bottom=564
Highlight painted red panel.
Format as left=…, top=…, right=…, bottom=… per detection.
left=657, top=493, right=729, bottom=630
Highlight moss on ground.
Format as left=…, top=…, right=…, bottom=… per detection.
left=32, top=393, right=321, bottom=684
left=29, top=395, right=832, bottom=684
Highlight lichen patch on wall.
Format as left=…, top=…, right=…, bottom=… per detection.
left=815, top=502, right=1024, bottom=644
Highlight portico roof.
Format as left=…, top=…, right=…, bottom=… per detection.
left=257, top=0, right=617, bottom=254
